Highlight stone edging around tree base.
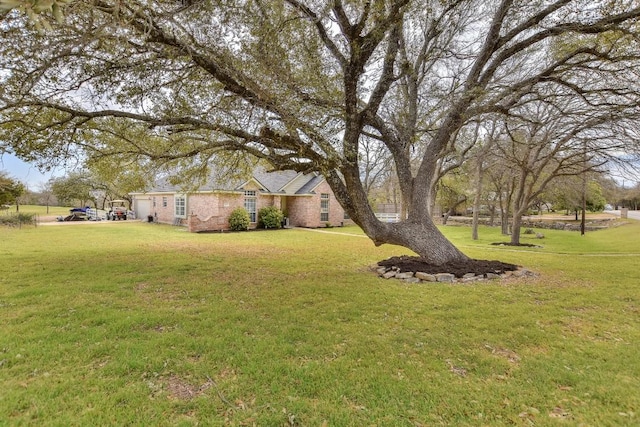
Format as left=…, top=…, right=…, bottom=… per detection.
left=375, top=266, right=537, bottom=283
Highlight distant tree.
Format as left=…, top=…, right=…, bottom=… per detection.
left=618, top=182, right=640, bottom=210
left=36, top=180, right=57, bottom=213
left=469, top=120, right=500, bottom=240
left=359, top=136, right=394, bottom=203
left=488, top=96, right=630, bottom=245
left=436, top=171, right=470, bottom=223
left=545, top=176, right=581, bottom=216
left=49, top=172, right=95, bottom=207
left=583, top=181, right=606, bottom=212
left=548, top=177, right=607, bottom=215
left=598, top=176, right=622, bottom=208
left=0, top=171, right=25, bottom=210
left=84, top=153, right=161, bottom=209
left=367, top=170, right=403, bottom=215
left=16, top=188, right=38, bottom=206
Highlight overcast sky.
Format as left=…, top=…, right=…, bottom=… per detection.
left=0, top=154, right=56, bottom=190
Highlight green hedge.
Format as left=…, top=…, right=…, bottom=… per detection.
left=228, top=207, right=250, bottom=231
left=258, top=206, right=284, bottom=229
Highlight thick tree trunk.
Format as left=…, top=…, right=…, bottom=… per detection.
left=500, top=207, right=510, bottom=235
left=325, top=170, right=468, bottom=265
left=369, top=219, right=469, bottom=264
left=471, top=208, right=480, bottom=240
left=472, top=170, right=483, bottom=240
left=510, top=211, right=523, bottom=245
left=488, top=205, right=496, bottom=227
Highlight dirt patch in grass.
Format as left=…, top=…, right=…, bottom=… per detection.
left=378, top=255, right=519, bottom=278
left=166, top=375, right=212, bottom=401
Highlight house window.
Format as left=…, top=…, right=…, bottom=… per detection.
left=175, top=195, right=186, bottom=218
left=162, top=196, right=168, bottom=207
left=152, top=197, right=156, bottom=208
left=244, top=190, right=257, bottom=222
left=320, top=193, right=329, bottom=222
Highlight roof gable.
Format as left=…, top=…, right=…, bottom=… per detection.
left=236, top=177, right=267, bottom=192
left=251, top=169, right=299, bottom=193
left=280, top=173, right=313, bottom=194
left=295, top=174, right=325, bottom=194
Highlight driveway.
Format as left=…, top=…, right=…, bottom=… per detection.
left=38, top=216, right=140, bottom=225
left=610, top=210, right=640, bottom=220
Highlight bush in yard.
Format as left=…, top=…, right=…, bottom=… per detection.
left=258, top=206, right=284, bottom=229
left=229, top=207, right=250, bottom=231
left=0, top=212, right=36, bottom=227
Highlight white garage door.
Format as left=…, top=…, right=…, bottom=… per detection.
left=134, top=198, right=151, bottom=220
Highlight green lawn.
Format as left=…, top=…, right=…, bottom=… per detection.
left=3, top=204, right=73, bottom=217
left=1, top=220, right=639, bottom=426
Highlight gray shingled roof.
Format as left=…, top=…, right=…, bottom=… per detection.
left=146, top=168, right=323, bottom=195
left=295, top=174, right=324, bottom=194
left=149, top=173, right=245, bottom=193
left=251, top=169, right=299, bottom=193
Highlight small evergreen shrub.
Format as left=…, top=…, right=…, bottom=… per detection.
left=258, top=206, right=284, bottom=229
left=229, top=207, right=250, bottom=231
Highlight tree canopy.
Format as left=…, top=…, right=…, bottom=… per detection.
left=0, top=171, right=25, bottom=206
left=2, top=0, right=640, bottom=263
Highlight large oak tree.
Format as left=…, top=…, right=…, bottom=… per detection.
left=2, top=0, right=640, bottom=263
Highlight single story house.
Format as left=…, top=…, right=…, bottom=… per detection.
left=130, top=168, right=352, bottom=232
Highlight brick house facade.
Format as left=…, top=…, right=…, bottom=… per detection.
left=130, top=169, right=352, bottom=232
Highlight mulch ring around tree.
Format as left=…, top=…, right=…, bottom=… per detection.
left=490, top=242, right=542, bottom=248
left=377, top=255, right=521, bottom=281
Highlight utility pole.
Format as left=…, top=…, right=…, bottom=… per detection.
left=580, top=141, right=587, bottom=236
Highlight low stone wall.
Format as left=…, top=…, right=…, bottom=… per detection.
left=521, top=219, right=614, bottom=232
left=447, top=216, right=617, bottom=231
left=375, top=265, right=536, bottom=284
left=188, top=214, right=227, bottom=232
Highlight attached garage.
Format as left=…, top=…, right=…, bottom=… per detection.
left=133, top=197, right=151, bottom=220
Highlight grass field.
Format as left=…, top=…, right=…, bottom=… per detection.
left=1, top=219, right=639, bottom=426
left=1, top=204, right=73, bottom=218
